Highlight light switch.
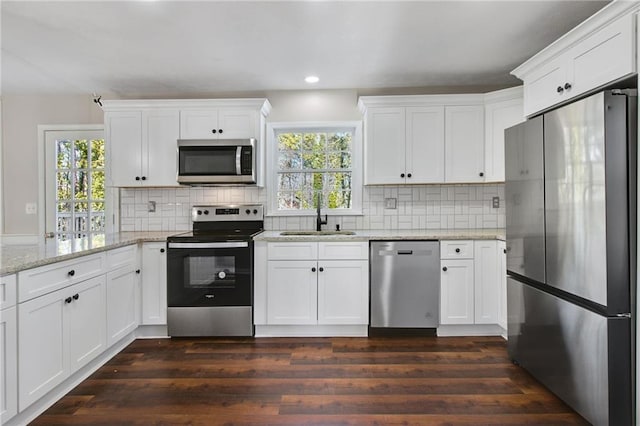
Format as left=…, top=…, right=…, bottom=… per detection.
left=492, top=196, right=500, bottom=208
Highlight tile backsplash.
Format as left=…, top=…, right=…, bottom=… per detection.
left=119, top=184, right=505, bottom=232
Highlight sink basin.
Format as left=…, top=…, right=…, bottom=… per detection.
left=279, top=230, right=356, bottom=236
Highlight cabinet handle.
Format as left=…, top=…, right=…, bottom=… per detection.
left=212, top=129, right=217, bottom=134
left=65, top=297, right=72, bottom=304
left=136, top=269, right=141, bottom=274
left=319, top=267, right=324, bottom=272
left=503, top=249, right=507, bottom=254
left=311, top=267, right=316, bottom=272
left=160, top=248, right=165, bottom=253
left=442, top=267, right=448, bottom=272
left=141, top=176, right=147, bottom=181
left=557, top=86, right=564, bottom=94
left=564, top=82, right=572, bottom=90
left=135, top=176, right=141, bottom=181
left=455, top=248, right=460, bottom=253
left=73, top=293, right=79, bottom=300
left=400, top=173, right=405, bottom=178
left=407, top=173, right=412, bottom=178
left=68, top=270, right=75, bottom=277
left=219, top=129, right=223, bottom=134
left=479, top=172, right=484, bottom=177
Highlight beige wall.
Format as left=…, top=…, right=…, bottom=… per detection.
left=265, top=89, right=361, bottom=122
left=1, top=95, right=103, bottom=235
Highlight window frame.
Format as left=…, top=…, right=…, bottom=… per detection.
left=266, top=121, right=363, bottom=217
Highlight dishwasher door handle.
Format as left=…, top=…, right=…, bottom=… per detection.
left=397, top=250, right=413, bottom=255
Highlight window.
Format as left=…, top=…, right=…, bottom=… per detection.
left=45, top=129, right=106, bottom=238
left=268, top=122, right=362, bottom=215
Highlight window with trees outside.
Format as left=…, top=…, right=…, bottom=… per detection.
left=269, top=123, right=362, bottom=215
left=54, top=137, right=105, bottom=238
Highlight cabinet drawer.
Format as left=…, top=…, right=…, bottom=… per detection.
left=267, top=242, right=317, bottom=260
left=440, top=240, right=474, bottom=259
left=0, top=274, right=17, bottom=310
left=318, top=242, right=368, bottom=260
left=107, top=244, right=138, bottom=270
left=18, top=253, right=106, bottom=303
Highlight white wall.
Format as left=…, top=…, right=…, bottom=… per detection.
left=265, top=89, right=361, bottom=122
left=1, top=95, right=103, bottom=235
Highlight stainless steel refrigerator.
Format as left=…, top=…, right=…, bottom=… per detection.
left=505, top=89, right=636, bottom=426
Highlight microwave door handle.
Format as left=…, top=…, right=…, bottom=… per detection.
left=236, top=146, right=242, bottom=175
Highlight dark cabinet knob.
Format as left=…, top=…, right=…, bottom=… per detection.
left=141, top=176, right=146, bottom=181
left=212, top=129, right=217, bottom=134
left=135, top=176, right=140, bottom=181
left=65, top=297, right=72, bottom=304
left=160, top=248, right=165, bottom=253
left=253, top=209, right=258, bottom=214
left=219, top=129, right=223, bottom=134
left=479, top=172, right=484, bottom=177
left=407, top=173, right=412, bottom=178
left=503, top=249, right=507, bottom=254
left=136, top=269, right=141, bottom=274
left=73, top=293, right=79, bottom=300
left=246, top=209, right=251, bottom=214
left=564, top=82, right=572, bottom=90
left=311, top=267, right=316, bottom=272
left=319, top=267, right=324, bottom=272
left=197, top=210, right=202, bottom=215
left=68, top=270, right=75, bottom=277
left=442, top=267, right=448, bottom=272
left=455, top=248, right=460, bottom=253
left=400, top=173, right=405, bottom=178
left=203, top=210, right=209, bottom=215
left=557, top=86, right=564, bottom=94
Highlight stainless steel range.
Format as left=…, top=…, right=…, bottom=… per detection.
left=166, top=204, right=263, bottom=336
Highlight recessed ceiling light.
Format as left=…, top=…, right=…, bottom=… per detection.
left=305, top=76, right=319, bottom=84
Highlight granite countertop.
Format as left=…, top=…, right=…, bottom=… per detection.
left=254, top=228, right=505, bottom=242
left=0, top=232, right=174, bottom=276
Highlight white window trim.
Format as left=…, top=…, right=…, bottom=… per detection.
left=266, top=121, right=363, bottom=217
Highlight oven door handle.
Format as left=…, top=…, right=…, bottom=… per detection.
left=168, top=242, right=249, bottom=249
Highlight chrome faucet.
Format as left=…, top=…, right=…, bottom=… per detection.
left=316, top=192, right=328, bottom=231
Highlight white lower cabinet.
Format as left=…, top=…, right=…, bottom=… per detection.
left=141, top=242, right=167, bottom=325
left=497, top=241, right=507, bottom=330
left=106, top=266, right=139, bottom=347
left=1, top=305, right=17, bottom=423
left=440, top=240, right=502, bottom=328
left=18, top=275, right=106, bottom=410
left=265, top=242, right=369, bottom=327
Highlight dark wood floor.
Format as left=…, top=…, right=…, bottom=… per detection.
left=32, top=336, right=589, bottom=425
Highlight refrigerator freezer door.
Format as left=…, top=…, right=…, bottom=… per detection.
left=505, top=116, right=545, bottom=283
left=507, top=277, right=632, bottom=426
left=544, top=91, right=632, bottom=311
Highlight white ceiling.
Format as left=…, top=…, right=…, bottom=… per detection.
left=1, top=0, right=609, bottom=97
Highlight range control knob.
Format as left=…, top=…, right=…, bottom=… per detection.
left=197, top=210, right=202, bottom=215
left=246, top=209, right=251, bottom=215
left=203, top=210, right=209, bottom=215
left=253, top=209, right=258, bottom=214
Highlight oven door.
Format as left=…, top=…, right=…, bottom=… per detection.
left=167, top=241, right=252, bottom=307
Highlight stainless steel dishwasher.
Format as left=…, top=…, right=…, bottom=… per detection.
left=370, top=241, right=440, bottom=328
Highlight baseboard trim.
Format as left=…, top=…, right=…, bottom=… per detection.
left=255, top=324, right=368, bottom=337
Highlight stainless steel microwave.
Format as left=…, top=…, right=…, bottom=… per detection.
left=177, top=138, right=256, bottom=185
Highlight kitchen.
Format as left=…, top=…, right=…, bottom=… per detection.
left=0, top=1, right=637, bottom=424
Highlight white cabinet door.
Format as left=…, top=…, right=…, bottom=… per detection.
left=267, top=261, right=318, bottom=325
left=217, top=108, right=258, bottom=139
left=179, top=110, right=219, bottom=139
left=406, top=106, right=445, bottom=183
left=522, top=56, right=569, bottom=117
left=445, top=106, right=485, bottom=183
left=106, top=266, right=138, bottom=346
left=141, top=243, right=167, bottom=325
left=18, top=289, right=67, bottom=410
left=364, top=107, right=406, bottom=185
left=317, top=260, right=369, bottom=325
left=0, top=306, right=17, bottom=423
left=497, top=241, right=507, bottom=331
left=67, top=276, right=107, bottom=372
left=484, top=98, right=523, bottom=182
left=473, top=241, right=499, bottom=325
left=440, top=259, right=474, bottom=325
left=143, top=110, right=180, bottom=186
left=106, top=111, right=143, bottom=186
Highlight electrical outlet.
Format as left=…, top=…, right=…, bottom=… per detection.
left=492, top=196, right=500, bottom=208
left=148, top=201, right=157, bottom=213
left=384, top=198, right=397, bottom=209
left=25, top=203, right=37, bottom=215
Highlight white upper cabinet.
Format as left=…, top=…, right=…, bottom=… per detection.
left=444, top=105, right=485, bottom=183
left=179, top=108, right=258, bottom=140
left=105, top=108, right=180, bottom=187
left=364, top=107, right=406, bottom=184
left=406, top=107, right=445, bottom=183
left=513, top=7, right=636, bottom=117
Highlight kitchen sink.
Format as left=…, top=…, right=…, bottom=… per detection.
left=279, top=230, right=356, bottom=236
